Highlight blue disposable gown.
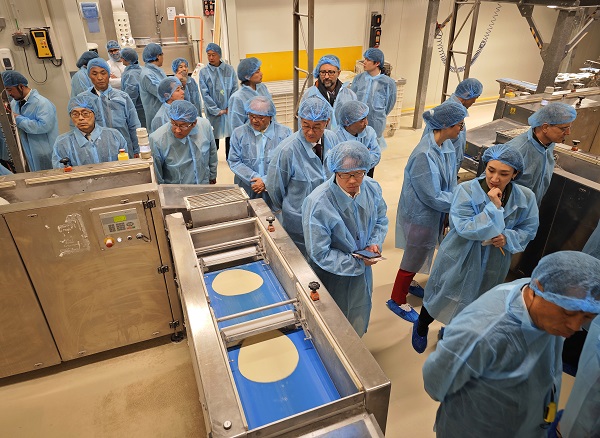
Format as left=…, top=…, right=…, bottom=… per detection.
left=228, top=84, right=271, bottom=133
left=302, top=177, right=388, bottom=336
left=582, top=219, right=600, bottom=260
left=198, top=62, right=239, bottom=139
left=228, top=121, right=292, bottom=209
left=183, top=77, right=203, bottom=117
left=424, top=177, right=539, bottom=324
left=350, top=72, right=397, bottom=147
left=79, top=87, right=141, bottom=155
left=560, top=315, right=600, bottom=438
left=121, top=64, right=146, bottom=128
left=149, top=117, right=217, bottom=184
left=0, top=163, right=10, bottom=175
left=505, top=129, right=555, bottom=206
left=11, top=89, right=58, bottom=171
left=302, top=83, right=357, bottom=130
left=395, top=132, right=457, bottom=274
left=151, top=103, right=171, bottom=133
left=333, top=125, right=381, bottom=172
left=52, top=125, right=128, bottom=168
left=423, top=280, right=564, bottom=438
left=266, top=129, right=339, bottom=254
left=70, top=67, right=92, bottom=97
left=140, top=64, right=167, bottom=130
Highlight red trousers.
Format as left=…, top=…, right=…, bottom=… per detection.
left=390, top=268, right=416, bottom=305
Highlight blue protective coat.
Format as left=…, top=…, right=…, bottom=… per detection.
left=423, top=279, right=564, bottom=438
left=151, top=103, right=171, bottom=133
left=140, top=63, right=167, bottom=130
left=52, top=125, right=128, bottom=168
left=228, top=84, right=271, bottom=134
left=302, top=83, right=357, bottom=130
left=183, top=77, right=203, bottom=117
left=266, top=129, right=339, bottom=253
left=11, top=89, right=58, bottom=171
left=333, top=124, right=381, bottom=172
left=79, top=87, right=141, bottom=155
left=302, top=177, right=388, bottom=336
left=228, top=121, right=292, bottom=209
left=423, top=94, right=467, bottom=172
left=560, top=315, right=600, bottom=437
left=424, top=177, right=539, bottom=324
left=582, top=219, right=600, bottom=260
left=395, top=131, right=457, bottom=274
left=505, top=129, right=555, bottom=206
left=0, top=163, right=11, bottom=175
left=149, top=117, right=217, bottom=184
left=70, top=67, right=92, bottom=97
left=121, top=63, right=146, bottom=128
left=198, top=62, right=239, bottom=139
left=350, top=72, right=397, bottom=146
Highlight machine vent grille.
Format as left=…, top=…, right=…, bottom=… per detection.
left=184, top=189, right=248, bottom=210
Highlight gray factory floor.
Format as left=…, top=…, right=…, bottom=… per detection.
left=0, top=101, right=574, bottom=437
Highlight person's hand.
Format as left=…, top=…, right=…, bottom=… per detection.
left=487, top=187, right=503, bottom=208
left=250, top=177, right=265, bottom=193
left=133, top=153, right=140, bottom=158
left=362, top=244, right=381, bottom=266
left=209, top=179, right=216, bottom=184
left=110, top=73, right=117, bottom=79
left=217, top=109, right=227, bottom=116
left=491, top=234, right=506, bottom=248
left=175, top=72, right=187, bottom=86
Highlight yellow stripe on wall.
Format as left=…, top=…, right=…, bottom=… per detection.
left=247, top=46, right=363, bottom=82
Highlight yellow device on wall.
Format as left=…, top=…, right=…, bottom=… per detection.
left=29, top=28, right=54, bottom=59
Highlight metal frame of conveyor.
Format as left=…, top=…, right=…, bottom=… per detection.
left=165, top=188, right=390, bottom=438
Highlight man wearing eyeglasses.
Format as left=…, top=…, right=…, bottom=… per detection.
left=504, top=102, right=577, bottom=206
left=52, top=96, right=128, bottom=168
left=302, top=141, right=388, bottom=336
left=150, top=100, right=217, bottom=185
left=301, top=55, right=356, bottom=130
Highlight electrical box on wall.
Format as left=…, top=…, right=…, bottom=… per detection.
left=203, top=0, right=215, bottom=16
left=369, top=12, right=382, bottom=48
left=29, top=28, right=55, bottom=59
left=12, top=32, right=31, bottom=47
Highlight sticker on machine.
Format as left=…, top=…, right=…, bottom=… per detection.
left=238, top=330, right=299, bottom=383
left=211, top=269, right=264, bottom=296
left=56, top=213, right=91, bottom=257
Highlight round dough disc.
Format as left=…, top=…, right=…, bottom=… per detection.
left=238, top=330, right=299, bottom=383
left=212, top=269, right=264, bottom=296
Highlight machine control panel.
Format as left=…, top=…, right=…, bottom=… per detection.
left=91, top=202, right=151, bottom=249
left=99, top=208, right=141, bottom=235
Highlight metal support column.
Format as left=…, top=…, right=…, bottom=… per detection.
left=413, top=0, right=441, bottom=129
left=536, top=9, right=578, bottom=93
left=292, top=0, right=314, bottom=132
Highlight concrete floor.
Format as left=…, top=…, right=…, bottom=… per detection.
left=0, top=102, right=574, bottom=437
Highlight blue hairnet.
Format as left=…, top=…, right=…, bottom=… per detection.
left=482, top=144, right=524, bottom=180
left=171, top=57, right=189, bottom=73
left=364, top=48, right=384, bottom=66
left=328, top=140, right=371, bottom=174
left=120, top=48, right=138, bottom=64
left=106, top=40, right=120, bottom=50
left=206, top=43, right=222, bottom=56
left=237, top=57, right=261, bottom=81
left=245, top=96, right=276, bottom=117
left=423, top=101, right=467, bottom=130
left=158, top=77, right=182, bottom=103
left=67, top=95, right=96, bottom=114
left=338, top=100, right=369, bottom=126
left=324, top=54, right=341, bottom=66
left=76, top=51, right=99, bottom=68
left=143, top=43, right=163, bottom=63
left=87, top=58, right=110, bottom=75
left=455, top=78, right=483, bottom=99
left=313, top=55, right=341, bottom=78
left=528, top=102, right=577, bottom=128
left=168, top=100, right=198, bottom=123
left=1, top=71, right=28, bottom=87
left=530, top=251, right=600, bottom=313
left=298, top=96, right=331, bottom=121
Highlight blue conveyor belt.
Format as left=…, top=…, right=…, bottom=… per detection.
left=228, top=328, right=341, bottom=430
left=204, top=261, right=293, bottom=328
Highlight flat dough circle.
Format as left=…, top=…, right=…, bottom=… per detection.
left=238, top=331, right=299, bottom=383
left=212, top=269, right=264, bottom=296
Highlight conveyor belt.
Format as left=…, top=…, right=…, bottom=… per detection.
left=204, top=261, right=293, bottom=329
left=227, top=328, right=341, bottom=429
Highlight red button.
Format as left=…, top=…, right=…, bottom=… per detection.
left=104, top=237, right=115, bottom=248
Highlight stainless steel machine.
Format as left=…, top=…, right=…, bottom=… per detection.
left=164, top=187, right=390, bottom=437
left=0, top=161, right=182, bottom=378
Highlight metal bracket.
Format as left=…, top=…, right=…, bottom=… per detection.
left=143, top=199, right=156, bottom=209
left=518, top=4, right=545, bottom=53
left=169, top=319, right=180, bottom=329
left=157, top=265, right=169, bottom=274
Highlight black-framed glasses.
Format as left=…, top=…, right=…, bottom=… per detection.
left=337, top=171, right=366, bottom=180
left=319, top=70, right=338, bottom=76
left=550, top=124, right=571, bottom=133
left=171, top=120, right=195, bottom=130
left=456, top=121, right=465, bottom=131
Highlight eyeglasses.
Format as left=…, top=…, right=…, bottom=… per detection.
left=337, top=171, right=366, bottom=180
left=455, top=122, right=465, bottom=131
left=70, top=110, right=94, bottom=119
left=248, top=114, right=270, bottom=121
left=171, top=121, right=195, bottom=130
left=551, top=124, right=571, bottom=133
left=301, top=123, right=326, bottom=132
left=319, top=70, right=338, bottom=77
